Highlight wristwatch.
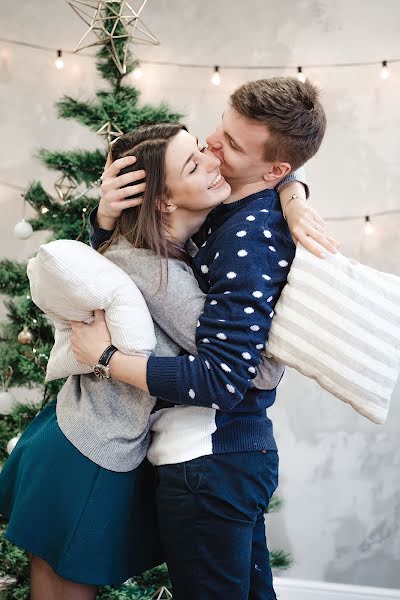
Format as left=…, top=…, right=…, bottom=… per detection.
left=93, top=345, right=118, bottom=380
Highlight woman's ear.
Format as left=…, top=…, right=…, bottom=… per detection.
left=157, top=196, right=178, bottom=213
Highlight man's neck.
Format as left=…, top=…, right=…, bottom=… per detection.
left=223, top=179, right=276, bottom=204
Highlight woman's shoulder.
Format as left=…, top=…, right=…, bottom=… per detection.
left=104, top=238, right=194, bottom=282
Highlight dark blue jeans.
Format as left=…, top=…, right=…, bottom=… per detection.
left=155, top=450, right=279, bottom=600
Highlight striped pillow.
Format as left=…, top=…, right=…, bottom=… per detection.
left=267, top=244, right=400, bottom=424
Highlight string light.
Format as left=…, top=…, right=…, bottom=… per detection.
left=297, top=66, right=306, bottom=83
left=1, top=36, right=400, bottom=76
left=211, top=66, right=221, bottom=86
left=364, top=215, right=374, bottom=235
left=132, top=65, right=143, bottom=79
left=54, top=49, right=64, bottom=70
left=380, top=60, right=390, bottom=79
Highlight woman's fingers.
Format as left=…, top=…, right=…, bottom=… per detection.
left=306, top=225, right=338, bottom=254
left=310, top=210, right=326, bottom=229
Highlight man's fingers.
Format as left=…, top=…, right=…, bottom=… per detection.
left=104, top=155, right=137, bottom=178
left=103, top=150, right=113, bottom=172
left=102, top=171, right=146, bottom=194
left=117, top=182, right=146, bottom=199
left=94, top=309, right=106, bottom=321
left=113, top=197, right=144, bottom=211
left=114, top=170, right=146, bottom=188
left=107, top=183, right=146, bottom=204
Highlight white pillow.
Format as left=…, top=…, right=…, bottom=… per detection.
left=27, top=240, right=156, bottom=382
left=267, top=244, right=400, bottom=424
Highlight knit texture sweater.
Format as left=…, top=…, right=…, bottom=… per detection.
left=56, top=238, right=202, bottom=472
left=144, top=189, right=296, bottom=462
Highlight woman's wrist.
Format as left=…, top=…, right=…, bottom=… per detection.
left=282, top=194, right=307, bottom=221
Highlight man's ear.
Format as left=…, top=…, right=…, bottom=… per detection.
left=156, top=196, right=177, bottom=213
left=262, top=162, right=291, bottom=183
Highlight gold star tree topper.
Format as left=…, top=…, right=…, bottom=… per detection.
left=151, top=587, right=172, bottom=600
left=66, top=0, right=159, bottom=74
left=96, top=121, right=124, bottom=146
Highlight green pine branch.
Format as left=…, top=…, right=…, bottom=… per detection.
left=38, top=149, right=106, bottom=185
left=0, top=261, right=29, bottom=296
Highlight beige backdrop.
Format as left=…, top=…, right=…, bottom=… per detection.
left=1, top=0, right=400, bottom=589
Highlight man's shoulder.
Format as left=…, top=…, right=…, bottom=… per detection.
left=216, top=196, right=293, bottom=248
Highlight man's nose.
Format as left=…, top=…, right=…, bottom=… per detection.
left=206, top=131, right=223, bottom=150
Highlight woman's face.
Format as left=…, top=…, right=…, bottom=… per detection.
left=164, top=130, right=231, bottom=213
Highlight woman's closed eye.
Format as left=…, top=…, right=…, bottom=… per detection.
left=189, top=146, right=207, bottom=173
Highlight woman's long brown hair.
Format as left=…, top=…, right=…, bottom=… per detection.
left=99, top=123, right=189, bottom=270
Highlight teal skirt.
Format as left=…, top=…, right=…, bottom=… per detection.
left=0, top=400, right=163, bottom=585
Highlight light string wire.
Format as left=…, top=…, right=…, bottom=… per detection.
left=1, top=36, right=400, bottom=71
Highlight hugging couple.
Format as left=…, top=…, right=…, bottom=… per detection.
left=0, top=76, right=336, bottom=599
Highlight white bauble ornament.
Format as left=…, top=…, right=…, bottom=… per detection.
left=7, top=433, right=22, bottom=455
left=18, top=326, right=33, bottom=345
left=14, top=219, right=33, bottom=240
left=0, top=390, right=16, bottom=415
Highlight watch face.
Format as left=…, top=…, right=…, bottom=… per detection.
left=93, top=364, right=109, bottom=379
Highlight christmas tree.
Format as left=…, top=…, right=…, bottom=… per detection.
left=0, top=3, right=291, bottom=598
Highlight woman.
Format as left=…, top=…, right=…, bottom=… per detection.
left=0, top=122, right=318, bottom=600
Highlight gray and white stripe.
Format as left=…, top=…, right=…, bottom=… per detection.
left=268, top=244, right=400, bottom=424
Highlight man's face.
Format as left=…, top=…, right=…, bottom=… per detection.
left=206, top=106, right=274, bottom=186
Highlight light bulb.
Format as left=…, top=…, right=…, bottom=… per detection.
left=54, top=50, right=64, bottom=70
left=211, top=66, right=221, bottom=86
left=297, top=66, right=306, bottom=83
left=40, top=206, right=49, bottom=214
left=132, top=66, right=143, bottom=79
left=364, top=216, right=374, bottom=235
left=380, top=60, right=390, bottom=80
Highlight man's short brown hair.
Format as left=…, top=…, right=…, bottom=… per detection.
left=230, top=77, right=326, bottom=171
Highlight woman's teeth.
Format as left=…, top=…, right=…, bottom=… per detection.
left=208, top=173, right=222, bottom=189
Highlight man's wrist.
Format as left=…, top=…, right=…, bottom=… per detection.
left=96, top=211, right=116, bottom=231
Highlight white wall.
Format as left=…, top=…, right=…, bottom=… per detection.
left=1, top=0, right=400, bottom=589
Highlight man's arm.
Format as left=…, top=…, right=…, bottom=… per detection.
left=89, top=206, right=114, bottom=249
left=141, top=215, right=295, bottom=410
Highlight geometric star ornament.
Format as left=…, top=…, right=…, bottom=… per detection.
left=54, top=174, right=78, bottom=202
left=96, top=121, right=124, bottom=146
left=66, top=0, right=159, bottom=75
left=151, top=587, right=172, bottom=600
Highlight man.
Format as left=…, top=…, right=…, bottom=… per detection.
left=72, top=77, right=331, bottom=599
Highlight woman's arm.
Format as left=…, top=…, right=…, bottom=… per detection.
left=276, top=169, right=340, bottom=258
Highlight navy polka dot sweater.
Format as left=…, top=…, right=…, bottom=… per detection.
left=146, top=188, right=296, bottom=456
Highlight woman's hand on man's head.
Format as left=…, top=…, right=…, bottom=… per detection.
left=97, top=154, right=147, bottom=230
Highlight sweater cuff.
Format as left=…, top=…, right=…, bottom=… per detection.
left=89, top=206, right=114, bottom=249
left=147, top=355, right=180, bottom=402
left=275, top=167, right=309, bottom=199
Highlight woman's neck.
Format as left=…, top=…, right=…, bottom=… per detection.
left=166, top=208, right=211, bottom=246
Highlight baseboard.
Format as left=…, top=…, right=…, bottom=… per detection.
left=274, top=577, right=400, bottom=600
